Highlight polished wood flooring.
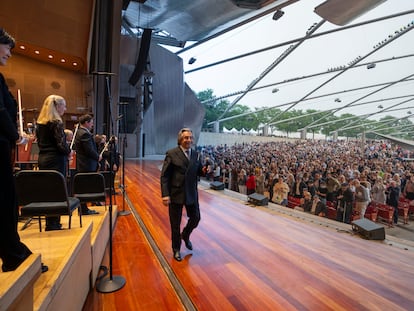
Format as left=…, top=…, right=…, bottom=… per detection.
left=83, top=159, right=414, bottom=311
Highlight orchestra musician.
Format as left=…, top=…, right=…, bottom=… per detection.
left=36, top=95, right=72, bottom=231
left=73, top=114, right=100, bottom=215
left=0, top=28, right=35, bottom=271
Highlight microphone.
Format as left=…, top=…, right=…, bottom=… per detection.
left=91, top=71, right=116, bottom=76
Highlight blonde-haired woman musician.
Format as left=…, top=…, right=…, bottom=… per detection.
left=36, top=95, right=71, bottom=230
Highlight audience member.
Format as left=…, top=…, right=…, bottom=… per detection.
left=386, top=180, right=400, bottom=225
left=246, top=171, right=256, bottom=195
left=272, top=176, right=289, bottom=206
left=371, top=177, right=386, bottom=204
left=336, top=182, right=354, bottom=223
left=353, top=179, right=370, bottom=220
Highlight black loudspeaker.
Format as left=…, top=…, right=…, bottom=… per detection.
left=248, top=193, right=268, bottom=206
left=210, top=181, right=225, bottom=190
left=128, top=28, right=152, bottom=86
left=351, top=219, right=385, bottom=240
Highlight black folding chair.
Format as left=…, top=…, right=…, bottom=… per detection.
left=72, top=172, right=106, bottom=210
left=15, top=170, right=81, bottom=232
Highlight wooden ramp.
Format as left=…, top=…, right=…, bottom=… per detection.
left=83, top=159, right=414, bottom=310
left=0, top=204, right=116, bottom=311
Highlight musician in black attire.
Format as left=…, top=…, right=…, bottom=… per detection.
left=73, top=114, right=101, bottom=214
left=36, top=95, right=71, bottom=230
left=0, top=28, right=33, bottom=271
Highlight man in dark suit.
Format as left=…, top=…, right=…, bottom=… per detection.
left=160, top=128, right=203, bottom=261
left=73, top=114, right=101, bottom=214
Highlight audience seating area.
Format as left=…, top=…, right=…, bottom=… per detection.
left=286, top=195, right=413, bottom=226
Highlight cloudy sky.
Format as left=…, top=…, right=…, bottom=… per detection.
left=172, top=0, right=414, bottom=123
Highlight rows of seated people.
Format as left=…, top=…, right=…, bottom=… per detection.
left=198, top=139, right=414, bottom=226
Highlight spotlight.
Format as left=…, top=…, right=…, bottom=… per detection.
left=188, top=57, right=197, bottom=65
left=377, top=105, right=383, bottom=109
left=272, top=10, right=284, bottom=21
left=335, top=98, right=341, bottom=102
left=367, top=63, right=376, bottom=69
left=272, top=88, right=279, bottom=93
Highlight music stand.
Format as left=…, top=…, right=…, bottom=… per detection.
left=94, top=72, right=126, bottom=293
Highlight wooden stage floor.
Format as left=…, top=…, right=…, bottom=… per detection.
left=83, top=159, right=414, bottom=311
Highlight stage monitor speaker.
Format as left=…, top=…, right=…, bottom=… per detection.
left=248, top=193, right=268, bottom=206
left=351, top=218, right=385, bottom=240
left=210, top=181, right=224, bottom=190
left=128, top=28, right=152, bottom=86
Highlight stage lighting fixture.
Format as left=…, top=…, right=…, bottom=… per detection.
left=367, top=63, right=376, bottom=69
left=272, top=10, right=284, bottom=21
left=188, top=57, right=197, bottom=65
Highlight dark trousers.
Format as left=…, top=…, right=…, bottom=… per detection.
left=336, top=203, right=353, bottom=224
left=0, top=141, right=32, bottom=271
left=169, top=203, right=200, bottom=251
left=393, top=206, right=399, bottom=224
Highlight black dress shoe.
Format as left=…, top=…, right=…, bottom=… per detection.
left=41, top=263, right=48, bottom=273
left=173, top=250, right=182, bottom=262
left=182, top=235, right=193, bottom=250
left=45, top=223, right=63, bottom=231
left=82, top=209, right=99, bottom=215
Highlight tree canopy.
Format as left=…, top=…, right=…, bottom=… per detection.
left=198, top=89, right=414, bottom=140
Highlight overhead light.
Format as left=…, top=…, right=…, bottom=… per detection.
left=314, top=0, right=387, bottom=26
left=272, top=88, right=279, bottom=93
left=367, top=63, right=376, bottom=69
left=334, top=98, right=341, bottom=102
left=188, top=57, right=197, bottom=65
left=408, top=111, right=412, bottom=115
left=377, top=105, right=383, bottom=109
left=272, top=10, right=284, bottom=21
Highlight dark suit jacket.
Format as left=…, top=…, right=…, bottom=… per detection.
left=74, top=127, right=99, bottom=172
left=0, top=73, right=19, bottom=143
left=160, top=146, right=203, bottom=205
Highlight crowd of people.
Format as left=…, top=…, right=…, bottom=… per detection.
left=199, top=139, right=414, bottom=224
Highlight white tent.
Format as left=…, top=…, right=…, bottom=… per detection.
left=248, top=128, right=257, bottom=135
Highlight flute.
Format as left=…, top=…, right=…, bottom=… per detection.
left=99, top=140, right=110, bottom=157
left=70, top=123, right=79, bottom=150
left=17, top=89, right=24, bottom=137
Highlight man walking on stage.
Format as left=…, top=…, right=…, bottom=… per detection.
left=160, top=128, right=203, bottom=261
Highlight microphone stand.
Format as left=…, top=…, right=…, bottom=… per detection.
left=117, top=112, right=130, bottom=216
left=118, top=135, right=130, bottom=216
left=95, top=73, right=126, bottom=293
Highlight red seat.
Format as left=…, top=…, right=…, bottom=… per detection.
left=398, top=202, right=409, bottom=224
left=287, top=196, right=301, bottom=209
left=364, top=202, right=378, bottom=222
left=375, top=202, right=394, bottom=227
